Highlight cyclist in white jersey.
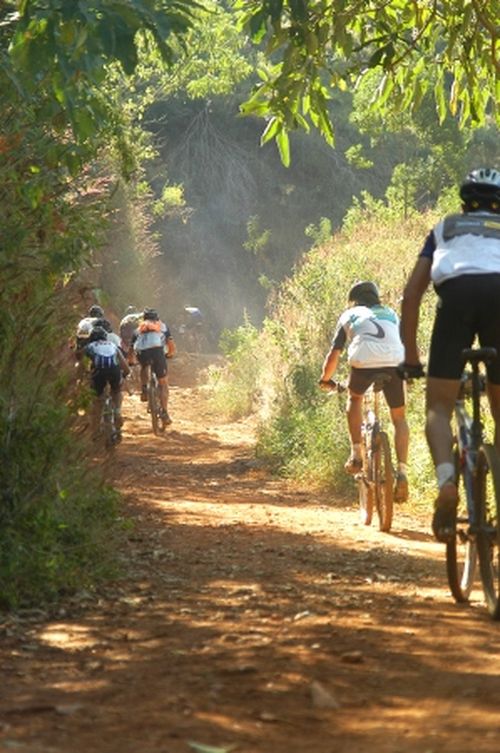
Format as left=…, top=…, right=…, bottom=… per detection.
left=133, top=308, right=176, bottom=424
left=319, top=281, right=409, bottom=501
left=400, top=167, right=500, bottom=541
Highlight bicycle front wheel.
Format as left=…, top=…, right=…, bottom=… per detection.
left=446, top=449, right=477, bottom=602
left=358, top=474, right=374, bottom=526
left=374, top=432, right=394, bottom=532
left=475, top=444, right=500, bottom=619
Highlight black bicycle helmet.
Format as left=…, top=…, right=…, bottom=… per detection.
left=88, top=326, right=108, bottom=342
left=143, top=308, right=159, bottom=321
left=94, top=318, right=112, bottom=333
left=459, top=167, right=500, bottom=209
left=348, top=281, right=381, bottom=307
left=89, top=304, right=104, bottom=318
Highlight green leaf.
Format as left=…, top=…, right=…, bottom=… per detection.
left=188, top=743, right=238, bottom=753
left=276, top=127, right=290, bottom=166
left=260, top=116, right=281, bottom=145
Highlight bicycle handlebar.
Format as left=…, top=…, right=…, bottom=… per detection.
left=318, top=379, right=347, bottom=393
left=396, top=362, right=426, bottom=381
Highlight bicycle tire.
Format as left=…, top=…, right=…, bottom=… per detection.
left=445, top=448, right=477, bottom=602
left=102, top=396, right=113, bottom=448
left=374, top=431, right=394, bottom=532
left=358, top=475, right=374, bottom=526
left=475, top=444, right=500, bottom=619
left=148, top=376, right=160, bottom=435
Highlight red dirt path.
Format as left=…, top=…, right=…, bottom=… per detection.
left=2, top=354, right=500, bottom=753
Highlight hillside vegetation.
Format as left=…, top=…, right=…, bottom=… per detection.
left=209, top=197, right=476, bottom=511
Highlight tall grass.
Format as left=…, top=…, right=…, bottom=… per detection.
left=209, top=207, right=449, bottom=510
left=0, top=281, right=123, bottom=608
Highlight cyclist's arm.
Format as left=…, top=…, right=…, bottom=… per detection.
left=320, top=347, right=342, bottom=382
left=166, top=337, right=176, bottom=358
left=400, top=256, right=432, bottom=365
left=117, top=348, right=131, bottom=377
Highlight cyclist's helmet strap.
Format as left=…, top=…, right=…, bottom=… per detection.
left=459, top=167, right=500, bottom=212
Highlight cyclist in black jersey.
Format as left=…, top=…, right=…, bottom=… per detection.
left=400, top=167, right=500, bottom=541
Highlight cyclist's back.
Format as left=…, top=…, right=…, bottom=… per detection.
left=84, top=326, right=130, bottom=438
left=76, top=304, right=104, bottom=352
left=120, top=306, right=142, bottom=350
left=319, top=281, right=409, bottom=501
left=133, top=308, right=175, bottom=423
left=400, top=166, right=500, bottom=541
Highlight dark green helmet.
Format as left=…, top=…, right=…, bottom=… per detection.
left=348, top=281, right=380, bottom=307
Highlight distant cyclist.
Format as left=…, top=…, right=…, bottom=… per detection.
left=179, top=306, right=205, bottom=351
left=75, top=304, right=104, bottom=354
left=400, top=167, right=500, bottom=542
left=84, top=325, right=130, bottom=439
left=319, top=281, right=409, bottom=502
left=119, top=305, right=142, bottom=362
left=133, top=308, right=176, bottom=424
left=93, top=318, right=125, bottom=353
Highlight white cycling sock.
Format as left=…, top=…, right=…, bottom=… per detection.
left=436, top=462, right=455, bottom=488
left=397, top=462, right=408, bottom=476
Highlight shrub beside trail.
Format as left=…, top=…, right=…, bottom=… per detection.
left=209, top=208, right=449, bottom=510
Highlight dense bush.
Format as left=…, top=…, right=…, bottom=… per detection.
left=210, top=207, right=447, bottom=510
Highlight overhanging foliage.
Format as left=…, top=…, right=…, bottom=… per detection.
left=235, top=0, right=499, bottom=164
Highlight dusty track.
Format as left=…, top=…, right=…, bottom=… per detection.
left=2, top=354, right=500, bottom=753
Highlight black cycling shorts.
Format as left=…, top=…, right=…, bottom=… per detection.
left=136, top=347, right=167, bottom=379
left=349, top=366, right=405, bottom=409
left=91, top=366, right=122, bottom=397
left=428, top=274, right=500, bottom=383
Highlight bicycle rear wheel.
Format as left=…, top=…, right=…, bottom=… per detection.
left=446, top=449, right=477, bottom=602
left=374, top=432, right=393, bottom=532
left=148, top=375, right=159, bottom=435
left=102, top=396, right=118, bottom=449
left=475, top=444, right=500, bottom=619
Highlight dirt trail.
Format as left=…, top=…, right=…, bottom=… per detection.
left=2, top=354, right=500, bottom=753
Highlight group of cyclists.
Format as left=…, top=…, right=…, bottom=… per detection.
left=75, top=305, right=176, bottom=441
left=75, top=167, right=500, bottom=544
left=320, top=166, right=500, bottom=542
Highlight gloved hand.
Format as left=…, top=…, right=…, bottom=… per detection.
left=396, top=362, right=425, bottom=380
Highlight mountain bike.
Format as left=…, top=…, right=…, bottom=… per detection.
left=321, top=377, right=394, bottom=532
left=401, top=347, right=500, bottom=619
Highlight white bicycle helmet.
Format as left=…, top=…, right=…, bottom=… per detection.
left=460, top=167, right=500, bottom=205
